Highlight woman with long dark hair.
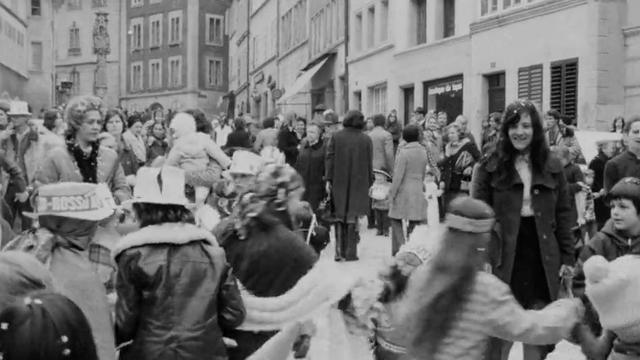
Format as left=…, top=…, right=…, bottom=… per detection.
left=471, top=99, right=575, bottom=360
left=397, top=197, right=583, bottom=360
left=0, top=291, right=99, bottom=360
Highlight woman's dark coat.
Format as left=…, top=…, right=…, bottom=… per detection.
left=277, top=128, right=300, bottom=166
left=471, top=155, right=575, bottom=301
left=589, top=151, right=611, bottom=228
left=325, top=128, right=374, bottom=220
left=113, top=223, right=245, bottom=360
left=296, top=139, right=326, bottom=211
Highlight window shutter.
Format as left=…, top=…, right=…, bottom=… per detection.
left=550, top=59, right=578, bottom=121
left=518, top=64, right=542, bottom=103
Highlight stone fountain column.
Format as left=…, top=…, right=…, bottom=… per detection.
left=93, top=12, right=110, bottom=99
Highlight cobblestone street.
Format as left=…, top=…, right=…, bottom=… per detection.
left=321, top=223, right=586, bottom=360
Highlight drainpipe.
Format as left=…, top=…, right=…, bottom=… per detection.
left=344, top=0, right=349, bottom=111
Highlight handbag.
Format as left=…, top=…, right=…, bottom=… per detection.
left=369, top=181, right=390, bottom=201
left=317, top=195, right=336, bottom=223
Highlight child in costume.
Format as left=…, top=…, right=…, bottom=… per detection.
left=370, top=169, right=392, bottom=237
left=165, top=112, right=232, bottom=207
left=370, top=225, right=438, bottom=360
left=575, top=167, right=598, bottom=250
left=397, top=196, right=585, bottom=360
left=423, top=168, right=442, bottom=227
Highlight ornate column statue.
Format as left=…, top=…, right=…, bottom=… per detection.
left=93, top=12, right=110, bottom=99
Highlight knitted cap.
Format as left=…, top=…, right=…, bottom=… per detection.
left=609, top=177, right=640, bottom=204
left=584, top=255, right=640, bottom=342
left=445, top=197, right=495, bottom=233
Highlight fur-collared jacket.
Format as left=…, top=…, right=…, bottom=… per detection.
left=113, top=223, right=245, bottom=360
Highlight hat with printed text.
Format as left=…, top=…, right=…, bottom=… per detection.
left=24, top=182, right=117, bottom=221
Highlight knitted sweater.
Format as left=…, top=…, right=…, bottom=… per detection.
left=429, top=272, right=583, bottom=360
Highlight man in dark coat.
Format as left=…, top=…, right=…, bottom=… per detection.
left=325, top=110, right=373, bottom=261
left=589, top=140, right=616, bottom=229
left=604, top=115, right=640, bottom=192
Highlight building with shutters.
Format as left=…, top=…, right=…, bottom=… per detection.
left=348, top=0, right=638, bottom=137
left=226, top=0, right=346, bottom=121
left=0, top=0, right=29, bottom=102
left=120, top=0, right=229, bottom=115
left=25, top=0, right=55, bottom=113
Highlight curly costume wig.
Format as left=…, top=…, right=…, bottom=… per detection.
left=64, top=95, right=106, bottom=138
left=230, top=164, right=304, bottom=239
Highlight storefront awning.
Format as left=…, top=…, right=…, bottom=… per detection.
left=278, top=57, right=329, bottom=103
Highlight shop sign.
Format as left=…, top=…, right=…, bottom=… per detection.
left=428, top=79, right=463, bottom=96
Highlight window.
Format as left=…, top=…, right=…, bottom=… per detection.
left=369, top=84, right=387, bottom=114
left=131, top=18, right=143, bottom=50
left=168, top=56, right=182, bottom=87
left=481, top=0, right=498, bottom=16
left=68, top=22, right=81, bottom=56
left=93, top=0, right=107, bottom=7
left=518, top=64, right=543, bottom=104
left=443, top=0, right=455, bottom=38
left=70, top=68, right=80, bottom=95
left=206, top=14, right=224, bottom=46
left=236, top=56, right=241, bottom=83
left=68, top=0, right=81, bottom=10
left=416, top=0, right=426, bottom=45
left=131, top=62, right=143, bottom=91
left=354, top=12, right=362, bottom=51
left=366, top=6, right=375, bottom=48
left=380, top=0, right=388, bottom=42
left=150, top=0, right=162, bottom=3
left=28, top=41, right=44, bottom=71
left=486, top=73, right=505, bottom=113
left=31, top=42, right=43, bottom=70
left=31, top=0, right=41, bottom=16
left=149, top=15, right=162, bottom=48
left=550, top=59, right=579, bottom=121
left=169, top=11, right=183, bottom=44
left=207, top=58, right=223, bottom=87
left=149, top=59, right=162, bottom=89
left=131, top=0, right=143, bottom=7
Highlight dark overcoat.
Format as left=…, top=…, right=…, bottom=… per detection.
left=471, top=155, right=575, bottom=301
left=296, top=139, right=326, bottom=211
left=325, top=128, right=374, bottom=220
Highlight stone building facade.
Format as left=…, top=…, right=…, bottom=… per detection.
left=349, top=0, right=639, bottom=137
left=53, top=0, right=122, bottom=108
left=120, top=0, right=229, bottom=115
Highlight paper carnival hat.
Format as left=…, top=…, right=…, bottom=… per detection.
left=7, top=100, right=31, bottom=116
left=127, top=166, right=190, bottom=206
left=24, top=182, right=116, bottom=221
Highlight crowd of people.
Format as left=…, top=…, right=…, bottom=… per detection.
left=1, top=93, right=640, bottom=360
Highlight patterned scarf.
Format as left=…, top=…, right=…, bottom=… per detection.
left=66, top=136, right=99, bottom=183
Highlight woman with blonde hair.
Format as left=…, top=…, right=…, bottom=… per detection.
left=36, top=95, right=131, bottom=203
